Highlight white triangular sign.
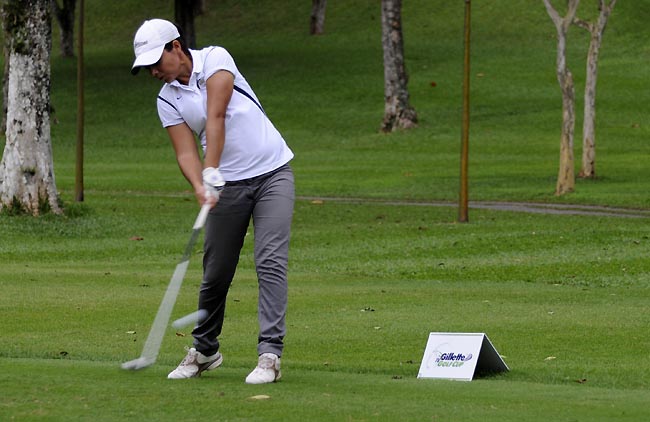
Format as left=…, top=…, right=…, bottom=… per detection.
left=417, top=332, right=509, bottom=381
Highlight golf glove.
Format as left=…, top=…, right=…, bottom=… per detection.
left=202, top=167, right=225, bottom=199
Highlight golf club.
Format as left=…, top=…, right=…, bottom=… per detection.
left=121, top=203, right=211, bottom=371
left=172, top=309, right=208, bottom=329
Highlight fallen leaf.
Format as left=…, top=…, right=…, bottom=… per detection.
left=248, top=395, right=271, bottom=400
left=130, top=236, right=144, bottom=241
left=126, top=331, right=136, bottom=335
left=175, top=332, right=186, bottom=337
left=544, top=356, right=556, bottom=361
left=576, top=378, right=587, bottom=384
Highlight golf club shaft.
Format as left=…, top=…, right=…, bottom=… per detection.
left=122, top=203, right=211, bottom=369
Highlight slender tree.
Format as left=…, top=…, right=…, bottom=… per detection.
left=573, top=0, right=617, bottom=178
left=310, top=0, right=327, bottom=35
left=0, top=0, right=61, bottom=215
left=380, top=0, right=417, bottom=132
left=51, top=0, right=76, bottom=58
left=175, top=0, right=205, bottom=49
left=543, top=0, right=580, bottom=196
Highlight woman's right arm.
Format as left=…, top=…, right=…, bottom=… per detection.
left=166, top=123, right=216, bottom=207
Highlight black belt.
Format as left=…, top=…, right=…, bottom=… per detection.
left=225, top=164, right=290, bottom=186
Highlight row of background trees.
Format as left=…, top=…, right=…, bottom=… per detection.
left=543, top=0, right=617, bottom=194
left=0, top=0, right=619, bottom=216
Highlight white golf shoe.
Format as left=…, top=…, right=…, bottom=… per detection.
left=167, top=347, right=223, bottom=379
left=245, top=353, right=281, bottom=384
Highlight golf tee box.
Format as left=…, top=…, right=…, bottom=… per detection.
left=417, top=332, right=509, bottom=381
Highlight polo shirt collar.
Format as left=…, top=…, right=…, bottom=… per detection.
left=168, top=49, right=202, bottom=89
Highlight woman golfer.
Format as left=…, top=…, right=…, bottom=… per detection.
left=131, top=19, right=294, bottom=384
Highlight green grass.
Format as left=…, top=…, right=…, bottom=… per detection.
left=2, top=0, right=650, bottom=420
left=2, top=195, right=650, bottom=421
left=35, top=0, right=650, bottom=207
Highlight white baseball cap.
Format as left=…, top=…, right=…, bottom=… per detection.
left=131, top=19, right=180, bottom=75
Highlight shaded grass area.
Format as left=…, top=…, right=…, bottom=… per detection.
left=25, top=0, right=647, bottom=209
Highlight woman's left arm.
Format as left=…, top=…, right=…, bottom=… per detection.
left=204, top=70, right=234, bottom=169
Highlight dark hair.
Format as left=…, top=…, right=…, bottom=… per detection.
left=164, top=38, right=191, bottom=57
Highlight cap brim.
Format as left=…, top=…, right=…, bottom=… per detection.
left=131, top=45, right=164, bottom=75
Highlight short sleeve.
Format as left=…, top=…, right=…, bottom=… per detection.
left=203, top=47, right=238, bottom=81
left=156, top=93, right=184, bottom=128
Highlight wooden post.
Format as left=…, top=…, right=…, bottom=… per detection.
left=75, top=0, right=85, bottom=202
left=458, top=0, right=471, bottom=223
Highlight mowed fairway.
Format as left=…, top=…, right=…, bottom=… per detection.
left=2, top=196, right=649, bottom=421
left=2, top=0, right=650, bottom=421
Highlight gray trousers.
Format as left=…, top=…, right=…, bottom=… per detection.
left=192, top=164, right=294, bottom=357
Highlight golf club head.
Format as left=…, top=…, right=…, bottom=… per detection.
left=121, top=356, right=155, bottom=371
left=171, top=309, right=208, bottom=329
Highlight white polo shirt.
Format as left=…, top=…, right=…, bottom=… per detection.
left=156, top=46, right=293, bottom=181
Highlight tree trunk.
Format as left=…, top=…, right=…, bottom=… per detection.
left=0, top=0, right=61, bottom=215
left=2, top=24, right=9, bottom=133
left=380, top=0, right=417, bottom=132
left=175, top=0, right=205, bottom=49
left=310, top=0, right=327, bottom=35
left=51, top=0, right=76, bottom=58
left=574, top=0, right=617, bottom=179
left=543, top=0, right=580, bottom=196
left=558, top=69, right=576, bottom=195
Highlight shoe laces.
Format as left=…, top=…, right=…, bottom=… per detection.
left=258, top=354, right=277, bottom=369
left=179, top=347, right=198, bottom=366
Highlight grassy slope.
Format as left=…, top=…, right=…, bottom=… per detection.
left=39, top=0, right=650, bottom=207
left=1, top=1, right=650, bottom=421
